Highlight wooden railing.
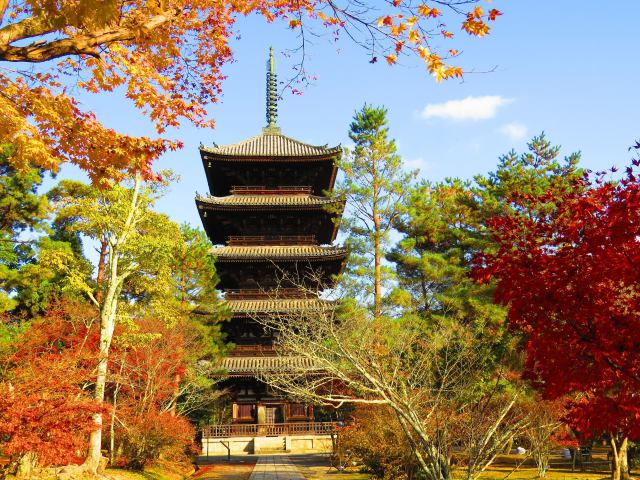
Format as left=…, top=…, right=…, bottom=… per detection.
left=225, top=288, right=315, bottom=299
left=202, top=422, right=337, bottom=438
left=229, top=344, right=277, bottom=356
left=227, top=235, right=316, bottom=246
left=231, top=186, right=313, bottom=195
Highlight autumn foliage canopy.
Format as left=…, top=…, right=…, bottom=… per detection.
left=476, top=147, right=640, bottom=441
left=0, top=0, right=500, bottom=184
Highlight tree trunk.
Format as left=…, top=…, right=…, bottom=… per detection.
left=95, top=238, right=108, bottom=303
left=395, top=410, right=451, bottom=480
left=16, top=453, right=37, bottom=479
left=110, top=362, right=124, bottom=466
left=84, top=176, right=140, bottom=474
left=374, top=231, right=382, bottom=318
left=169, top=373, right=181, bottom=416
left=611, top=436, right=631, bottom=480
left=84, top=247, right=121, bottom=473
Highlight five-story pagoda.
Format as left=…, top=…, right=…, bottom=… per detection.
left=197, top=48, right=346, bottom=452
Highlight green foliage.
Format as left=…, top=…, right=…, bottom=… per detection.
left=474, top=133, right=583, bottom=222
left=389, top=178, right=508, bottom=375
left=168, top=224, right=229, bottom=424
left=0, top=170, right=228, bottom=467
left=0, top=144, right=49, bottom=240
left=50, top=178, right=182, bottom=314
left=0, top=316, right=30, bottom=376
left=0, top=145, right=50, bottom=312
left=173, top=224, right=229, bottom=350
left=389, top=134, right=582, bottom=371
left=9, top=237, right=93, bottom=314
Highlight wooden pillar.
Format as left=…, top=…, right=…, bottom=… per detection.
left=257, top=403, right=266, bottom=424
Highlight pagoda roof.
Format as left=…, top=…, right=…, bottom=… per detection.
left=223, top=355, right=316, bottom=375
left=196, top=193, right=341, bottom=209
left=212, top=245, right=347, bottom=262
left=200, top=128, right=342, bottom=160
left=226, top=297, right=333, bottom=314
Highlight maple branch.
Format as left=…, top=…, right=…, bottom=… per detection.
left=82, top=287, right=101, bottom=309
left=0, top=13, right=176, bottom=63
left=0, top=16, right=54, bottom=46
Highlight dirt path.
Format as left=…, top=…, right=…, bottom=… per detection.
left=193, top=457, right=257, bottom=480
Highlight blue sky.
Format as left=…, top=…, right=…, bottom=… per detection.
left=51, top=0, right=640, bottom=229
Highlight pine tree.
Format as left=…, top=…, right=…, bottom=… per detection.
left=334, top=105, right=416, bottom=317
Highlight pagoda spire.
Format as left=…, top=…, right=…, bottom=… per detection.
left=265, top=47, right=279, bottom=132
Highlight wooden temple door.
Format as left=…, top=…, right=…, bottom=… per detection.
left=265, top=407, right=276, bottom=425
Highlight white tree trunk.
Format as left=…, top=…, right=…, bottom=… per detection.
left=85, top=246, right=121, bottom=473
left=84, top=176, right=141, bottom=474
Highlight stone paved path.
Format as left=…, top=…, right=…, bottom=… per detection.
left=248, top=455, right=305, bottom=480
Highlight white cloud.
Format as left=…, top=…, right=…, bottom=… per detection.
left=421, top=95, right=513, bottom=121
left=499, top=122, right=528, bottom=141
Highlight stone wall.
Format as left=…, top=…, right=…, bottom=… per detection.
left=201, top=434, right=333, bottom=455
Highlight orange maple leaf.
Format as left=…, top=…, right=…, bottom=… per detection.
left=488, top=9, right=503, bottom=21
left=417, top=4, right=441, bottom=18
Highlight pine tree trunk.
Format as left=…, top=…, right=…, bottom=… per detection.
left=374, top=232, right=381, bottom=318
left=611, top=436, right=631, bottom=480
left=95, top=238, right=108, bottom=303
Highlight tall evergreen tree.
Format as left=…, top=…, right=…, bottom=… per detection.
left=0, top=145, right=50, bottom=312
left=334, top=105, right=416, bottom=317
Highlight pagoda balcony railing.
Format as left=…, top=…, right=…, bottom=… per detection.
left=231, top=185, right=313, bottom=195
left=225, top=288, right=316, bottom=299
left=227, top=235, right=316, bottom=246
left=202, top=422, right=337, bottom=438
left=229, top=344, right=277, bottom=356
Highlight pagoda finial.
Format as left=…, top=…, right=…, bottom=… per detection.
left=265, top=46, right=279, bottom=132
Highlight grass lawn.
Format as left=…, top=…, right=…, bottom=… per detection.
left=454, top=466, right=623, bottom=480
left=106, top=469, right=163, bottom=480
left=107, top=460, right=195, bottom=480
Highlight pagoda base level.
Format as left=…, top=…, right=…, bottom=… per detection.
left=201, top=434, right=333, bottom=455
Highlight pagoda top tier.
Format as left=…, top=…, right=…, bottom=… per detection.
left=200, top=48, right=341, bottom=196
left=200, top=130, right=342, bottom=196
left=200, top=128, right=342, bottom=160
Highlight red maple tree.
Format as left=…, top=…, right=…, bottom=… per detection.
left=475, top=146, right=640, bottom=480
left=107, top=318, right=197, bottom=469
left=0, top=302, right=105, bottom=468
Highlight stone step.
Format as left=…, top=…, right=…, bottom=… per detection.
left=255, top=448, right=290, bottom=454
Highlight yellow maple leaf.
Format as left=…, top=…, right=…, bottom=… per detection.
left=408, top=30, right=421, bottom=43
